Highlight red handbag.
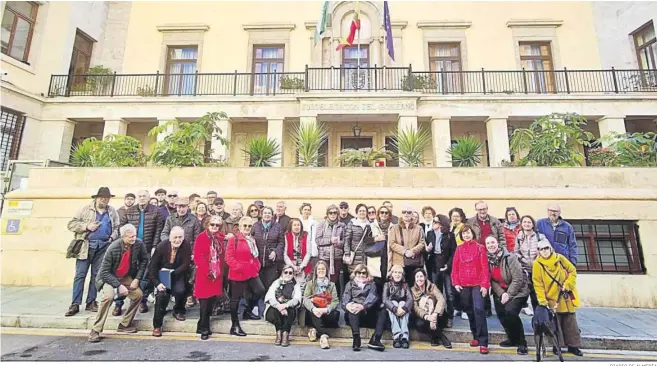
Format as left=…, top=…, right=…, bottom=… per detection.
left=311, top=291, right=332, bottom=308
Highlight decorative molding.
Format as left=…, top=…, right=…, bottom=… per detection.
left=242, top=22, right=296, bottom=31
left=506, top=19, right=563, bottom=28
left=391, top=21, right=408, bottom=29
left=305, top=21, right=316, bottom=30
left=156, top=24, right=210, bottom=32
left=417, top=20, right=472, bottom=29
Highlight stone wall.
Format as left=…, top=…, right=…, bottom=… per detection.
left=2, top=167, right=656, bottom=308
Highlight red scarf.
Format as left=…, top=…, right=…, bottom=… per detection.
left=286, top=232, right=311, bottom=274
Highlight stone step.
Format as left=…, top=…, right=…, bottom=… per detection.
left=2, top=313, right=655, bottom=352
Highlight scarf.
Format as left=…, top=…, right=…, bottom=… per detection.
left=388, top=280, right=407, bottom=300
left=315, top=277, right=330, bottom=293
left=354, top=277, right=367, bottom=289
left=245, top=234, right=259, bottom=258
left=506, top=220, right=520, bottom=230
left=208, top=231, right=223, bottom=278
left=379, top=219, right=391, bottom=233
left=262, top=220, right=271, bottom=231
left=275, top=278, right=297, bottom=303
left=487, top=246, right=505, bottom=267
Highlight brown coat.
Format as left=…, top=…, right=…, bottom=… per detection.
left=387, top=221, right=425, bottom=273
left=489, top=251, right=530, bottom=299
left=411, top=281, right=446, bottom=319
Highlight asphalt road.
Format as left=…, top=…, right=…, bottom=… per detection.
left=2, top=331, right=657, bottom=362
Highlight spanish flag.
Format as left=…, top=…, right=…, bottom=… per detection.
left=336, top=4, right=361, bottom=51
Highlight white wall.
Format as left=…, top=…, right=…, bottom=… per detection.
left=592, top=2, right=657, bottom=69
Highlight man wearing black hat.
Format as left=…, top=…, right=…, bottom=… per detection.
left=338, top=201, right=354, bottom=225
left=212, top=197, right=230, bottom=220
left=65, top=187, right=120, bottom=317
left=118, top=193, right=135, bottom=223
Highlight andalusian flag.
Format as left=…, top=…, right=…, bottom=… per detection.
left=336, top=3, right=361, bottom=51
left=314, top=1, right=329, bottom=47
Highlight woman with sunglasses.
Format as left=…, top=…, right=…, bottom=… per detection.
left=264, top=264, right=302, bottom=347
left=193, top=216, right=226, bottom=340
left=425, top=214, right=457, bottom=328
left=344, top=204, right=373, bottom=275
left=247, top=204, right=261, bottom=222
left=533, top=241, right=583, bottom=357
left=195, top=202, right=210, bottom=224
left=503, top=207, right=522, bottom=252
left=452, top=224, right=490, bottom=354
left=284, top=218, right=312, bottom=287
left=342, top=264, right=378, bottom=351
left=225, top=217, right=266, bottom=337
left=299, top=203, right=318, bottom=267
left=485, top=235, right=530, bottom=355
left=315, top=205, right=346, bottom=294
left=303, top=260, right=340, bottom=349
left=411, top=268, right=452, bottom=349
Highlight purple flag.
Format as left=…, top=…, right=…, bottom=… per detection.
left=383, top=1, right=395, bottom=61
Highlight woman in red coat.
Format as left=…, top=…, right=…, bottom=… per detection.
left=194, top=215, right=226, bottom=340
left=225, top=216, right=266, bottom=337
left=451, top=223, right=490, bottom=354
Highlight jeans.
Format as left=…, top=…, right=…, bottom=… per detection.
left=153, top=278, right=187, bottom=329
left=71, top=240, right=108, bottom=305
left=460, top=286, right=489, bottom=347
left=387, top=311, right=410, bottom=340
left=432, top=270, right=455, bottom=319
left=493, top=294, right=528, bottom=346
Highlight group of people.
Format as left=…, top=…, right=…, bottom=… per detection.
left=66, top=187, right=584, bottom=357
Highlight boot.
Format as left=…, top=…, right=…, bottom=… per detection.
left=281, top=331, right=290, bottom=347
left=352, top=334, right=361, bottom=351
left=275, top=330, right=282, bottom=346
left=367, top=334, right=385, bottom=351
left=568, top=347, right=584, bottom=357
left=230, top=319, right=246, bottom=337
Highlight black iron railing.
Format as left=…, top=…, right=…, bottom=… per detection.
left=48, top=66, right=657, bottom=97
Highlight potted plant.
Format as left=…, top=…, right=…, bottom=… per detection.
left=596, top=131, right=657, bottom=167
left=136, top=86, right=156, bottom=97
left=391, top=126, right=431, bottom=167
left=291, top=121, right=328, bottom=166
left=85, top=65, right=113, bottom=95
left=280, top=76, right=305, bottom=90
left=401, top=74, right=433, bottom=90
left=510, top=113, right=595, bottom=166
left=446, top=136, right=483, bottom=167
left=242, top=136, right=281, bottom=167
left=336, top=147, right=391, bottom=167
left=71, top=135, right=146, bottom=167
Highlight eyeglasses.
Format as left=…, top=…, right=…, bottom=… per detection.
left=242, top=224, right=253, bottom=229
left=328, top=211, right=338, bottom=215
left=379, top=211, right=389, bottom=215
left=367, top=211, right=376, bottom=214
left=339, top=206, right=348, bottom=209
left=283, top=271, right=294, bottom=275
left=402, top=210, right=412, bottom=214
left=250, top=209, right=259, bottom=213
left=356, top=271, right=367, bottom=275
left=209, top=223, right=221, bottom=228
left=548, top=209, right=561, bottom=213
left=167, top=195, right=178, bottom=198
left=539, top=247, right=551, bottom=251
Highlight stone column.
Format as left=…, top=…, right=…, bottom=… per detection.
left=485, top=116, right=511, bottom=167
left=211, top=117, right=232, bottom=161
left=156, top=117, right=176, bottom=142
left=597, top=116, right=627, bottom=146
left=267, top=118, right=285, bottom=167
left=431, top=117, right=452, bottom=167
left=102, top=119, right=129, bottom=139
left=39, top=119, right=76, bottom=162
left=371, top=37, right=382, bottom=67
left=397, top=115, right=418, bottom=167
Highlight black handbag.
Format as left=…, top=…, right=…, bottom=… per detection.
left=364, top=240, right=386, bottom=258
left=400, top=226, right=424, bottom=267
left=66, top=232, right=89, bottom=259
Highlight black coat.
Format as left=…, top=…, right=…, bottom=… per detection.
left=148, top=239, right=192, bottom=287
left=252, top=221, right=285, bottom=268
left=425, top=230, right=457, bottom=273
left=121, top=203, right=164, bottom=252
left=274, top=214, right=291, bottom=233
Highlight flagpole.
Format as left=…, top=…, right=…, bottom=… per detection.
left=356, top=3, right=361, bottom=90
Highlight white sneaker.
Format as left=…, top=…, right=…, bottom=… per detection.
left=522, top=306, right=534, bottom=316
left=461, top=312, right=469, bottom=320
left=148, top=293, right=155, bottom=303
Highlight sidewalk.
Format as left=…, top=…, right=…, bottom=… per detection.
left=2, top=286, right=656, bottom=351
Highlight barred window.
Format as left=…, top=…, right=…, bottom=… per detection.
left=570, top=220, right=644, bottom=274
left=1, top=107, right=26, bottom=170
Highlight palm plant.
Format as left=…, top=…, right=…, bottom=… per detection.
left=242, top=136, right=281, bottom=167
left=71, top=138, right=104, bottom=167
left=510, top=113, right=594, bottom=167
left=446, top=136, right=483, bottom=167
left=336, top=147, right=391, bottom=167
left=291, top=121, right=328, bottom=167
left=391, top=126, right=432, bottom=167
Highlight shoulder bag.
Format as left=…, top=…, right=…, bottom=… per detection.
left=66, top=232, right=89, bottom=259
left=400, top=226, right=424, bottom=267
left=343, top=225, right=369, bottom=265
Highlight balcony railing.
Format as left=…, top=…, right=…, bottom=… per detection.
left=48, top=66, right=657, bottom=97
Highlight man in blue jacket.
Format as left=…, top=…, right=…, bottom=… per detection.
left=536, top=203, right=578, bottom=265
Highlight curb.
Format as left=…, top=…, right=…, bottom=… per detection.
left=2, top=313, right=655, bottom=352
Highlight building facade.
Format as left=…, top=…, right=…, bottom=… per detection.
left=1, top=1, right=656, bottom=169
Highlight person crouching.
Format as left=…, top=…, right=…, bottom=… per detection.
left=265, top=264, right=302, bottom=347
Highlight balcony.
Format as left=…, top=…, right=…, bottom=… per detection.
left=48, top=66, right=657, bottom=97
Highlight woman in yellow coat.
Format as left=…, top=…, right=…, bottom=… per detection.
left=532, top=241, right=584, bottom=357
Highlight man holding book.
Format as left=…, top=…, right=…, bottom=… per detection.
left=148, top=226, right=192, bottom=337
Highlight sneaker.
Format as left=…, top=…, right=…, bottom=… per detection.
left=88, top=330, right=101, bottom=343
left=401, top=339, right=410, bottom=349
left=393, top=338, right=402, bottom=348
left=319, top=334, right=330, bottom=349
left=469, top=339, right=479, bottom=347
left=521, top=306, right=534, bottom=316
left=499, top=339, right=516, bottom=348
left=148, top=293, right=155, bottom=303
left=65, top=304, right=79, bottom=317
left=117, top=323, right=138, bottom=333
left=480, top=346, right=489, bottom=354
left=308, top=328, right=318, bottom=342
left=461, top=312, right=469, bottom=320
left=517, top=344, right=528, bottom=355
left=85, top=301, right=98, bottom=312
